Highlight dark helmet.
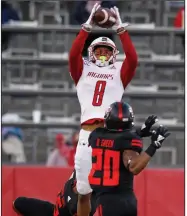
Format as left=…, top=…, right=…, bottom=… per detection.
left=104, top=102, right=134, bottom=130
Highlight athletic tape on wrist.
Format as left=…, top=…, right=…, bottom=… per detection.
left=81, top=24, right=92, bottom=32
left=117, top=27, right=127, bottom=34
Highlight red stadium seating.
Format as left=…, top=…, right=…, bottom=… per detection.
left=2, top=166, right=184, bottom=216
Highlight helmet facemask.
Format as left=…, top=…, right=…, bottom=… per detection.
left=88, top=37, right=119, bottom=67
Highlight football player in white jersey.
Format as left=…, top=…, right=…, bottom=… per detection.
left=69, top=3, right=138, bottom=216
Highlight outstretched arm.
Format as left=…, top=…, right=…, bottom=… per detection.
left=119, top=31, right=138, bottom=89
left=69, top=29, right=89, bottom=85
left=69, top=3, right=101, bottom=86
left=110, top=6, right=138, bottom=89
left=123, top=126, right=170, bottom=175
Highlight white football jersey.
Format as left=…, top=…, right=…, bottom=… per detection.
left=76, top=59, right=124, bottom=124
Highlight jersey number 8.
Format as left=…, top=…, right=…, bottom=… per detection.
left=89, top=149, right=120, bottom=186
left=92, top=80, right=107, bottom=106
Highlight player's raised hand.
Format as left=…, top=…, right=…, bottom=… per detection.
left=82, top=3, right=101, bottom=32
left=110, top=6, right=129, bottom=34
left=139, top=115, right=158, bottom=137
left=151, top=125, right=170, bottom=149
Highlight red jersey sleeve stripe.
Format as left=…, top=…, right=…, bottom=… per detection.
left=132, top=139, right=142, bottom=143
left=132, top=142, right=142, bottom=148
left=131, top=139, right=143, bottom=148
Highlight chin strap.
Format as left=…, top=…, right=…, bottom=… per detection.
left=81, top=23, right=93, bottom=32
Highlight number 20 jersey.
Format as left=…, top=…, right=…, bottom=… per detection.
left=76, top=59, right=124, bottom=124
left=88, top=127, right=143, bottom=195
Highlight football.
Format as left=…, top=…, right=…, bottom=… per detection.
left=93, top=8, right=117, bottom=28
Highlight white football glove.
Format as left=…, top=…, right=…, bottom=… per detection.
left=82, top=3, right=101, bottom=32
left=110, top=6, right=129, bottom=34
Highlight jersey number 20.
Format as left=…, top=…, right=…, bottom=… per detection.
left=89, top=149, right=120, bottom=186
left=92, top=80, right=106, bottom=106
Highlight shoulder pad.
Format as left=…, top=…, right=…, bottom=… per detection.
left=89, top=127, right=104, bottom=140
left=88, top=129, right=97, bottom=146
left=130, top=131, right=142, bottom=140
left=113, top=61, right=123, bottom=69
left=88, top=128, right=106, bottom=147
left=120, top=131, right=143, bottom=153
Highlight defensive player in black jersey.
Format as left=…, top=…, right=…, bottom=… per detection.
left=13, top=171, right=96, bottom=216
left=88, top=101, right=170, bottom=216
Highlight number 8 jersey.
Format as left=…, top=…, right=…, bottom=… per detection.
left=76, top=59, right=124, bottom=124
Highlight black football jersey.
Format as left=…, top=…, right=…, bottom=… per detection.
left=88, top=127, right=143, bottom=195
left=56, top=171, right=96, bottom=216
left=54, top=172, right=76, bottom=216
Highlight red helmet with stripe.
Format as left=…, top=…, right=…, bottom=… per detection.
left=104, top=102, right=134, bottom=130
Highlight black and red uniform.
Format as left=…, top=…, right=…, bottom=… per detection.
left=13, top=171, right=96, bottom=216
left=89, top=127, right=143, bottom=216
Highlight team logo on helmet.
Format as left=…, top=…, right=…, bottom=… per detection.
left=104, top=106, right=112, bottom=119
left=102, top=37, right=108, bottom=41
left=129, top=106, right=134, bottom=118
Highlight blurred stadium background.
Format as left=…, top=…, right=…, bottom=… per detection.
left=1, top=0, right=185, bottom=216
